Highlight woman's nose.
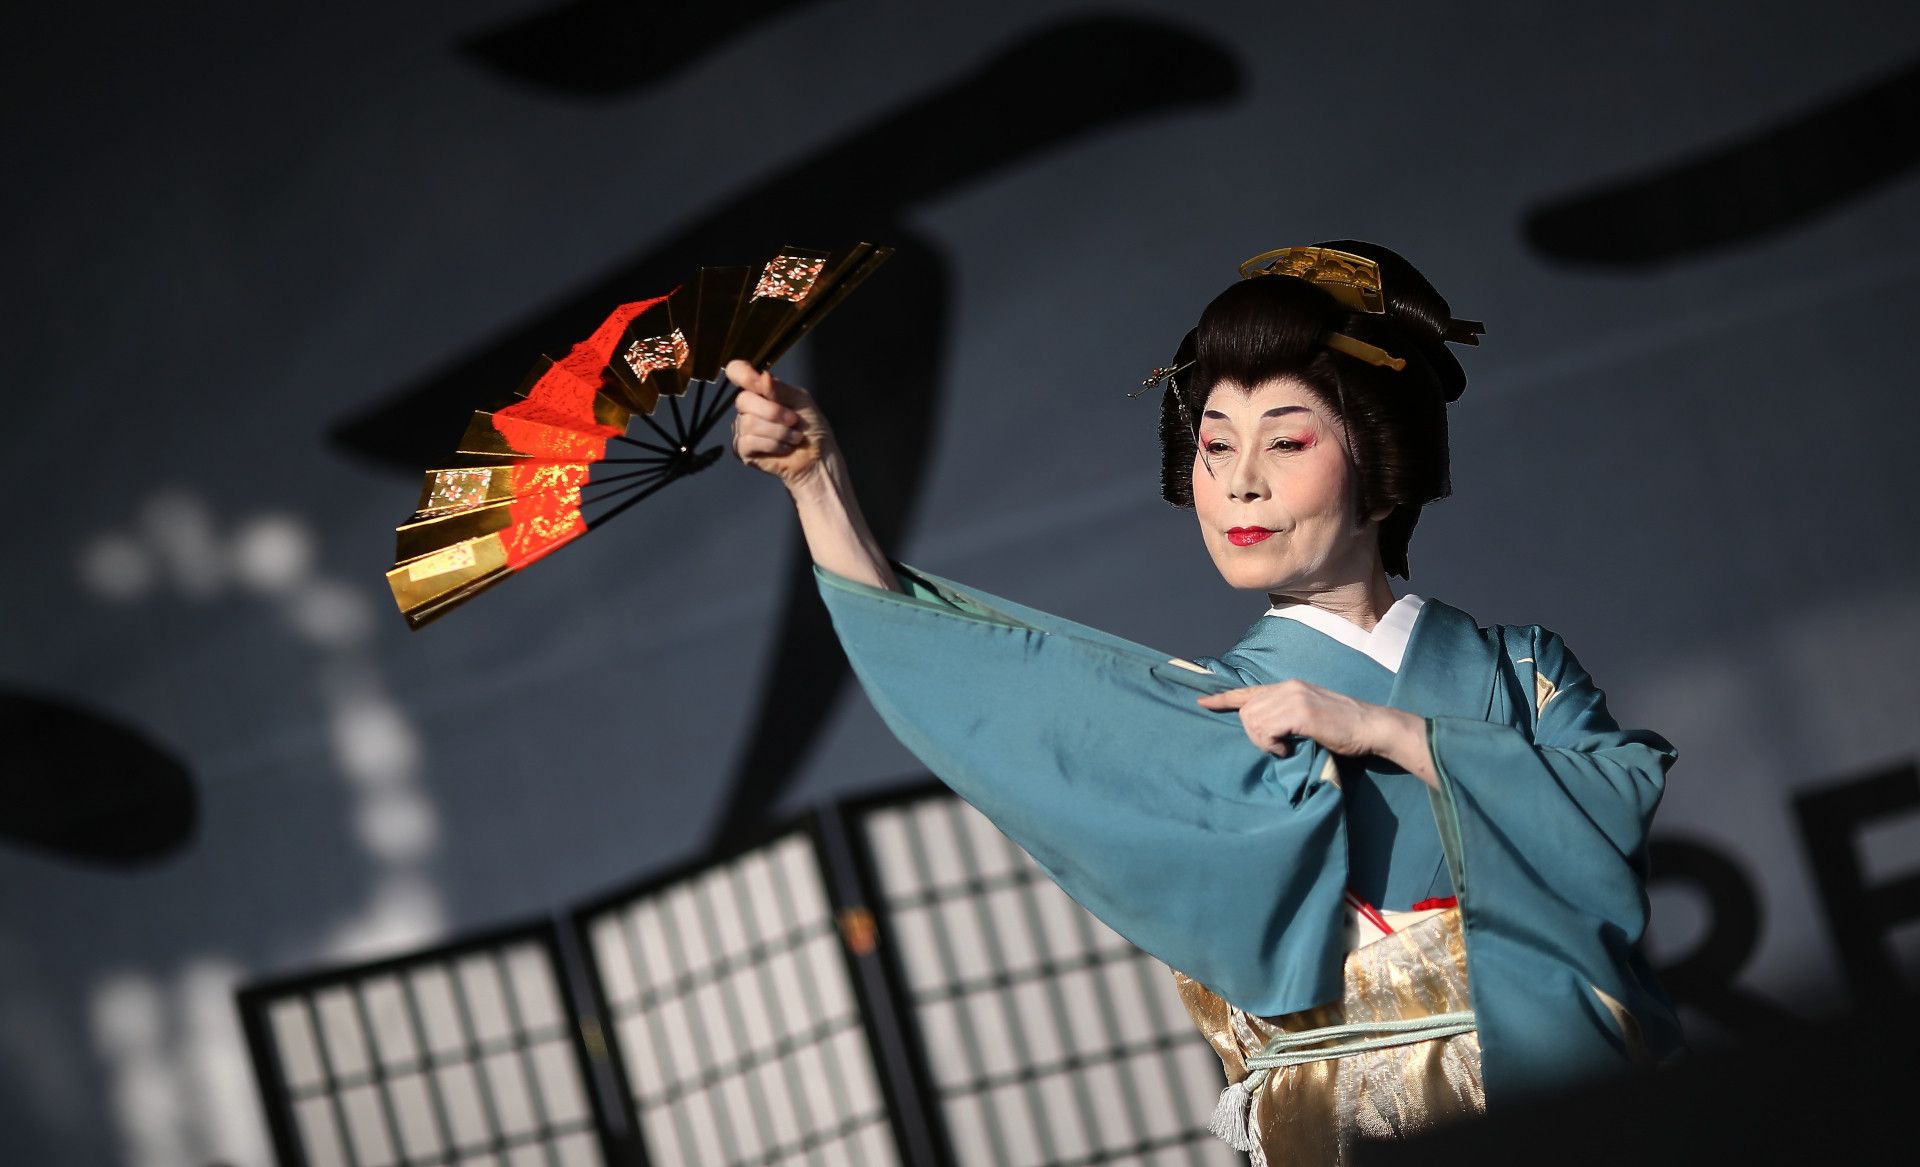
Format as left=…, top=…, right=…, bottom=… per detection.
left=1229, top=464, right=1266, bottom=501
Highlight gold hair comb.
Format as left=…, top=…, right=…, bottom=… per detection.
left=1238, top=246, right=1387, bottom=315
left=1238, top=245, right=1404, bottom=370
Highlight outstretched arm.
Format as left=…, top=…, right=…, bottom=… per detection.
left=728, top=359, right=899, bottom=592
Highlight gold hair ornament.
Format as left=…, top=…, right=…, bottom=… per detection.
left=1237, top=245, right=1388, bottom=313
left=1240, top=245, right=1486, bottom=368
left=1133, top=244, right=1484, bottom=421
left=1240, top=246, right=1405, bottom=370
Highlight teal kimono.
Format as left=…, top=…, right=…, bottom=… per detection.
left=817, top=564, right=1683, bottom=1107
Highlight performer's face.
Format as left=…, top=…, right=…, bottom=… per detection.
left=1191, top=376, right=1381, bottom=595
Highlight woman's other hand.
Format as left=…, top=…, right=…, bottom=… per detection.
left=1196, top=680, right=1438, bottom=788
left=729, top=359, right=838, bottom=491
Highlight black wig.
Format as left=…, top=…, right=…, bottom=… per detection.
left=1158, top=240, right=1468, bottom=579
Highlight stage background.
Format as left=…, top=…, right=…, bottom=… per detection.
left=4, top=1, right=1918, bottom=1162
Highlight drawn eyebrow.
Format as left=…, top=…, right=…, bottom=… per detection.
left=1201, top=405, right=1312, bottom=420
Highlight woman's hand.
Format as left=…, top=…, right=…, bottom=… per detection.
left=726, top=359, right=899, bottom=592
left=728, top=359, right=838, bottom=491
left=1196, top=680, right=1439, bottom=788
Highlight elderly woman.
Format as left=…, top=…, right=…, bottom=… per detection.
left=729, top=242, right=1681, bottom=1163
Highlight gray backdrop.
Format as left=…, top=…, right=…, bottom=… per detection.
left=5, top=1, right=1919, bottom=1162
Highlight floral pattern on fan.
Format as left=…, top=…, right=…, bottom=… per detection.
left=753, top=254, right=826, bottom=301
left=421, top=469, right=493, bottom=516
left=622, top=329, right=690, bottom=380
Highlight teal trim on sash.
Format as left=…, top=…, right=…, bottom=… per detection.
left=1245, top=1011, right=1479, bottom=1070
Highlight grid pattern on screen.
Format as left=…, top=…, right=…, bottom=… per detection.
left=245, top=933, right=603, bottom=1167
left=583, top=831, right=900, bottom=1167
left=860, top=793, right=1246, bottom=1167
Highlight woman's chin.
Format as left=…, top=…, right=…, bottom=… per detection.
left=1210, top=559, right=1294, bottom=594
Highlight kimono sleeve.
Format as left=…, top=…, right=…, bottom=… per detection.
left=816, top=563, right=1353, bottom=1016
left=1427, top=627, right=1674, bottom=906
left=1423, top=627, right=1683, bottom=1100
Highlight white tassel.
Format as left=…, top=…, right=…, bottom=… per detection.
left=1208, top=1068, right=1268, bottom=1153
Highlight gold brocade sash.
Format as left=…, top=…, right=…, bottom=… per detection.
left=1173, top=908, right=1485, bottom=1166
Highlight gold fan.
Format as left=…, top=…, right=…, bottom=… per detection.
left=386, top=242, right=891, bottom=628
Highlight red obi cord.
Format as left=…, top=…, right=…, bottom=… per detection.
left=1346, top=889, right=1461, bottom=936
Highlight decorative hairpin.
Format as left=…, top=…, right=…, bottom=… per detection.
left=1141, top=359, right=1211, bottom=477
left=1128, top=360, right=1194, bottom=398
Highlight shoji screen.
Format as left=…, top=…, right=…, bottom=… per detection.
left=239, top=926, right=605, bottom=1167
left=853, top=788, right=1243, bottom=1167
left=576, top=826, right=903, bottom=1166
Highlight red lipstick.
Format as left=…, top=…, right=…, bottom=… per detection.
left=1227, top=527, right=1274, bottom=547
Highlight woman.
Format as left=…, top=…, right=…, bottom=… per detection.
left=728, top=242, right=1682, bottom=1163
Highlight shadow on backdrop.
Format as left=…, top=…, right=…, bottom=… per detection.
left=460, top=0, right=823, bottom=98
left=330, top=15, right=1244, bottom=842
left=0, top=690, right=196, bottom=866
left=1525, top=55, right=1920, bottom=266
left=1360, top=999, right=1918, bottom=1165
left=1644, top=835, right=1804, bottom=1036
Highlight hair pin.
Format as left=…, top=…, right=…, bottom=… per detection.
left=1128, top=359, right=1194, bottom=399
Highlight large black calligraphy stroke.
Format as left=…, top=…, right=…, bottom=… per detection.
left=330, top=17, right=1244, bottom=842
left=0, top=690, right=197, bottom=867
left=461, top=0, right=823, bottom=99
left=1525, top=55, right=1920, bottom=267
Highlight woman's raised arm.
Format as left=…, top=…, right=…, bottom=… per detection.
left=727, top=359, right=899, bottom=592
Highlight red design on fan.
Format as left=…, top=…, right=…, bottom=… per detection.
left=492, top=298, right=669, bottom=459
left=1410, top=896, right=1459, bottom=912
left=499, top=463, right=587, bottom=570
left=508, top=463, right=591, bottom=498
left=490, top=406, right=612, bottom=462
left=560, top=295, right=671, bottom=383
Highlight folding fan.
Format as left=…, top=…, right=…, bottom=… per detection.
left=386, top=242, right=892, bottom=628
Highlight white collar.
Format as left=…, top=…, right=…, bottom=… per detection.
left=1263, top=594, right=1426, bottom=674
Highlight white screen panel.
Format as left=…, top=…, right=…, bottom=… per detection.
left=860, top=792, right=1245, bottom=1166
left=582, top=827, right=900, bottom=1166
left=244, top=934, right=602, bottom=1167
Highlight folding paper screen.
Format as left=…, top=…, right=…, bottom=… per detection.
left=239, top=786, right=1245, bottom=1167
left=853, top=789, right=1242, bottom=1167
left=576, top=828, right=903, bottom=1166
left=239, top=926, right=605, bottom=1167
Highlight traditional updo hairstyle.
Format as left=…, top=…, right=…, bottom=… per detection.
left=1157, top=240, right=1470, bottom=579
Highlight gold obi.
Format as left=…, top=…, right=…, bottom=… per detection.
left=1173, top=907, right=1485, bottom=1166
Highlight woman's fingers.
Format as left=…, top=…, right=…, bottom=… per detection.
left=732, top=388, right=800, bottom=426
left=727, top=359, right=814, bottom=411
left=1196, top=684, right=1310, bottom=758
left=736, top=415, right=802, bottom=446
left=729, top=404, right=798, bottom=437
left=1240, top=716, right=1293, bottom=756
left=1195, top=689, right=1250, bottom=710
left=731, top=411, right=799, bottom=448
left=726, top=359, right=773, bottom=397
left=729, top=364, right=816, bottom=430
left=724, top=360, right=835, bottom=489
